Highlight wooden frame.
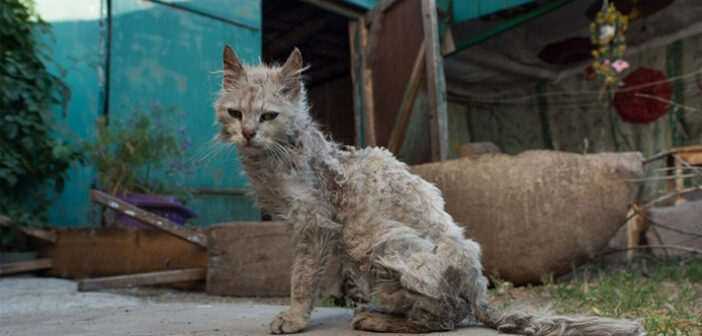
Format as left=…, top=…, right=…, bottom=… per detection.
left=348, top=0, right=448, bottom=161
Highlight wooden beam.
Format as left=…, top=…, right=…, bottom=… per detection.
left=89, top=190, right=207, bottom=248
left=0, top=215, right=57, bottom=243
left=364, top=0, right=401, bottom=26
left=359, top=16, right=377, bottom=147
left=0, top=259, right=52, bottom=275
left=387, top=41, right=426, bottom=155
left=348, top=20, right=364, bottom=147
left=77, top=268, right=205, bottom=292
left=421, top=0, right=448, bottom=161
left=265, top=15, right=334, bottom=58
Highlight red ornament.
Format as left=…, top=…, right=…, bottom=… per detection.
left=613, top=67, right=672, bottom=124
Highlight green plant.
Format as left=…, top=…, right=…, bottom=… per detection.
left=85, top=102, right=193, bottom=201
left=0, top=0, right=82, bottom=251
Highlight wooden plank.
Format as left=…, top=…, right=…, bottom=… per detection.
left=364, top=11, right=384, bottom=64
left=348, top=20, right=364, bottom=146
left=359, top=16, right=377, bottom=147
left=0, top=215, right=57, bottom=243
left=89, top=190, right=207, bottom=248
left=364, top=0, right=401, bottom=26
left=78, top=268, right=205, bottom=292
left=387, top=41, right=426, bottom=154
left=365, top=0, right=424, bottom=154
left=0, top=259, right=52, bottom=275
left=37, top=228, right=207, bottom=283
left=207, top=222, right=293, bottom=297
left=207, top=222, right=346, bottom=298
left=421, top=0, right=448, bottom=162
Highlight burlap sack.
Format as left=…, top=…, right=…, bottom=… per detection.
left=411, top=150, right=643, bottom=284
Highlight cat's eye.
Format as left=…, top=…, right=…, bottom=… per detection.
left=260, top=112, right=279, bottom=121
left=227, top=108, right=242, bottom=120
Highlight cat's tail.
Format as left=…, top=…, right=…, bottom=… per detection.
left=472, top=304, right=644, bottom=336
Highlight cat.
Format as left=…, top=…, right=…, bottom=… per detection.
left=214, top=45, right=643, bottom=336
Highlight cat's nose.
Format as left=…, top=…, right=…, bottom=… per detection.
left=242, top=130, right=256, bottom=141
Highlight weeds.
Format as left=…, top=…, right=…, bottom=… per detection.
left=493, top=257, right=701, bottom=336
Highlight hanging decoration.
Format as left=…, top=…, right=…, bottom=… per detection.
left=613, top=67, right=672, bottom=124
left=589, top=1, right=629, bottom=86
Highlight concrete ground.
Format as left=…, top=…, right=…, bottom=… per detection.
left=0, top=277, right=499, bottom=336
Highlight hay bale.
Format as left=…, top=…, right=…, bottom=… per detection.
left=410, top=150, right=642, bottom=285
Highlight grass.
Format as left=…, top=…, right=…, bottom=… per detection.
left=490, top=257, right=702, bottom=336
left=316, top=257, right=701, bottom=335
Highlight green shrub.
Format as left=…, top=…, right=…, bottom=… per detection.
left=0, top=0, right=82, bottom=251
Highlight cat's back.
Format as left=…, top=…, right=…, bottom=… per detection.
left=336, top=146, right=449, bottom=230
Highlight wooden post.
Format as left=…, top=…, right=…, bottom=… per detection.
left=348, top=20, right=364, bottom=147
left=89, top=190, right=207, bottom=248
left=625, top=204, right=649, bottom=261
left=0, top=259, right=52, bottom=275
left=359, top=16, right=377, bottom=147
left=387, top=41, right=426, bottom=155
left=77, top=268, right=205, bottom=291
left=421, top=0, right=448, bottom=161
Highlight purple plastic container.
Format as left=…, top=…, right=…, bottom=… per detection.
left=115, top=193, right=197, bottom=228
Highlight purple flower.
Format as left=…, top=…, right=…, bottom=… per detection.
left=149, top=100, right=160, bottom=110
left=179, top=126, right=187, bottom=134
left=95, top=145, right=106, bottom=156
left=156, top=117, right=162, bottom=126
left=179, top=113, right=187, bottom=119
left=181, top=138, right=191, bottom=150
left=169, top=161, right=183, bottom=172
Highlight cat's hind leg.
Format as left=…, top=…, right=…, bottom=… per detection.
left=353, top=222, right=477, bottom=332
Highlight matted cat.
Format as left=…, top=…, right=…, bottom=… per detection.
left=214, top=45, right=643, bottom=335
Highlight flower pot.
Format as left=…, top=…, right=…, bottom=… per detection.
left=115, top=193, right=197, bottom=228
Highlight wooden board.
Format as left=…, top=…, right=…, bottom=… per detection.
left=0, top=259, right=52, bottom=275
left=78, top=268, right=205, bottom=292
left=207, top=222, right=293, bottom=297
left=350, top=0, right=447, bottom=164
left=206, top=221, right=344, bottom=297
left=36, top=228, right=206, bottom=281
left=90, top=190, right=207, bottom=248
left=0, top=215, right=57, bottom=243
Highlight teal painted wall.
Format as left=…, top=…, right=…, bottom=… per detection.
left=40, top=0, right=263, bottom=227
left=38, top=1, right=104, bottom=228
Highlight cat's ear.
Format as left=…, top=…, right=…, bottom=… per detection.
left=223, top=45, right=244, bottom=89
left=280, top=48, right=303, bottom=97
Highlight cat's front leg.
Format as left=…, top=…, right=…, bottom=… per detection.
left=270, top=224, right=337, bottom=334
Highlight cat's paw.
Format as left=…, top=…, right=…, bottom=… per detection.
left=269, top=310, right=307, bottom=334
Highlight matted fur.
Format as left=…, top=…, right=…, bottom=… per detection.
left=214, top=45, right=643, bottom=336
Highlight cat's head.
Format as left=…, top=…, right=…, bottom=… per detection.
left=214, top=45, right=308, bottom=154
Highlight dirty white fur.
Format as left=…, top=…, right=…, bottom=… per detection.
left=214, top=45, right=644, bottom=336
